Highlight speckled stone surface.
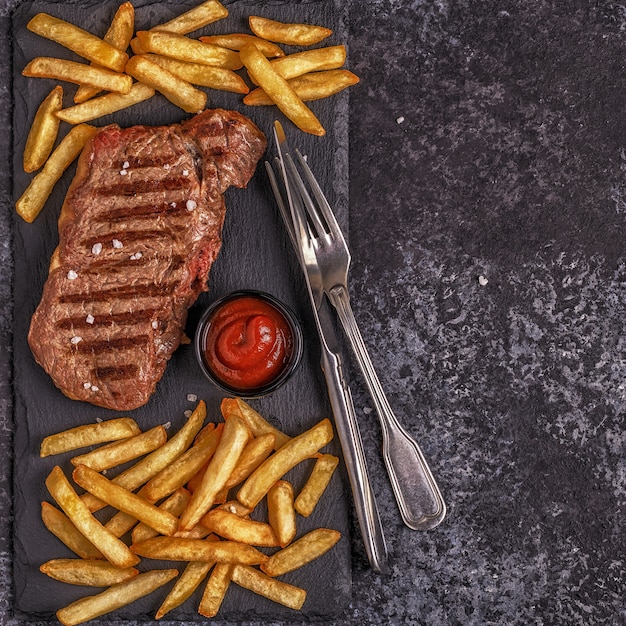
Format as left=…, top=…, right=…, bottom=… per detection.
left=1, top=0, right=626, bottom=625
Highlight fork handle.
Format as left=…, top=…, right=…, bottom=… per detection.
left=329, top=285, right=446, bottom=530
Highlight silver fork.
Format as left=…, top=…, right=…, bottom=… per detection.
left=284, top=146, right=446, bottom=531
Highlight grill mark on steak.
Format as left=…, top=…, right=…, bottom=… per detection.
left=78, top=255, right=186, bottom=273
left=98, top=202, right=190, bottom=222
left=59, top=282, right=176, bottom=303
left=56, top=309, right=161, bottom=329
left=94, top=176, right=191, bottom=196
left=79, top=229, right=181, bottom=249
left=73, top=334, right=150, bottom=353
left=94, top=364, right=139, bottom=381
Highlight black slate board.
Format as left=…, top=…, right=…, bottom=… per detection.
left=11, top=0, right=351, bottom=621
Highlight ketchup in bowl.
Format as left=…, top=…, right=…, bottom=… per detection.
left=195, top=291, right=303, bottom=397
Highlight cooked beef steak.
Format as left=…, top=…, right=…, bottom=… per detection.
left=28, top=109, right=267, bottom=411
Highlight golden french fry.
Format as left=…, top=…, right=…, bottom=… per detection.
left=294, top=453, right=339, bottom=517
left=23, top=57, right=133, bottom=93
left=130, top=36, right=146, bottom=55
left=152, top=0, right=228, bottom=35
left=261, top=528, right=341, bottom=577
left=238, top=418, right=334, bottom=508
left=132, top=488, right=191, bottom=545
left=40, top=417, right=140, bottom=458
left=200, top=508, right=279, bottom=547
left=131, top=537, right=268, bottom=566
left=269, top=46, right=346, bottom=81
left=136, top=30, right=242, bottom=70
left=16, top=123, right=98, bottom=222
left=223, top=432, right=275, bottom=489
left=244, top=69, right=359, bottom=106
left=70, top=425, right=166, bottom=471
left=199, top=33, right=284, bottom=57
left=23, top=85, right=63, bottom=172
left=58, top=82, right=155, bottom=124
left=231, top=564, right=306, bottom=610
left=142, top=54, right=249, bottom=93
left=222, top=398, right=290, bottom=449
left=75, top=2, right=135, bottom=103
left=179, top=416, right=251, bottom=531
left=249, top=15, right=331, bottom=46
left=45, top=466, right=139, bottom=569
left=155, top=561, right=213, bottom=619
left=27, top=13, right=129, bottom=72
left=125, top=55, right=207, bottom=114
left=198, top=562, right=232, bottom=618
left=56, top=569, right=178, bottom=626
left=41, top=502, right=104, bottom=560
left=267, top=480, right=296, bottom=547
left=40, top=559, right=138, bottom=586
left=73, top=464, right=179, bottom=537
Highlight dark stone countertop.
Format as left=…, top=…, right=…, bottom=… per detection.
left=1, top=1, right=625, bottom=625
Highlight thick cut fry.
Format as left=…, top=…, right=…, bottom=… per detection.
left=23, top=85, right=63, bottom=172
left=132, top=488, right=190, bottom=545
left=249, top=15, right=331, bottom=46
left=70, top=425, right=166, bottom=471
left=56, top=569, right=178, bottom=626
left=73, top=465, right=179, bottom=536
left=231, top=564, right=306, bottom=610
left=261, top=528, right=341, bottom=577
left=136, top=30, right=242, bottom=69
left=16, top=122, right=98, bottom=223
left=200, top=509, right=279, bottom=547
left=57, top=83, right=155, bottom=124
left=130, top=36, right=145, bottom=55
left=45, top=466, right=139, bottom=569
left=179, top=416, right=251, bottom=531
left=199, top=33, right=284, bottom=57
left=41, top=502, right=104, bottom=560
left=23, top=57, right=133, bottom=93
left=294, top=453, right=339, bottom=517
left=40, top=417, right=140, bottom=457
left=152, top=0, right=228, bottom=35
left=75, top=2, right=135, bottom=103
left=244, top=69, right=359, bottom=106
left=40, top=559, right=138, bottom=587
left=125, top=55, right=207, bottom=114
left=267, top=480, right=296, bottom=547
left=131, top=537, right=268, bottom=566
left=269, top=46, right=346, bottom=81
left=143, top=54, right=249, bottom=93
left=155, top=561, right=213, bottom=619
left=198, top=563, right=232, bottom=618
left=223, top=432, right=275, bottom=489
left=222, top=398, right=290, bottom=449
left=238, top=418, right=334, bottom=508
left=27, top=13, right=129, bottom=72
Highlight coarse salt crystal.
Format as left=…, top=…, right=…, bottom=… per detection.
left=478, top=275, right=489, bottom=286
left=123, top=161, right=130, bottom=169
left=96, top=417, right=103, bottom=423
left=86, top=314, right=95, bottom=324
left=186, top=199, right=197, bottom=211
left=171, top=202, right=177, bottom=208
left=91, top=385, right=99, bottom=392
left=92, top=242, right=102, bottom=255
left=229, top=505, right=237, bottom=514
left=130, top=252, right=143, bottom=261
left=70, top=336, right=82, bottom=344
left=152, top=320, right=159, bottom=329
left=112, top=239, right=123, bottom=249
left=184, top=410, right=192, bottom=418
left=183, top=169, right=189, bottom=176
left=187, top=393, right=197, bottom=402
left=83, top=382, right=91, bottom=389
left=67, top=270, right=78, bottom=280
left=396, top=116, right=405, bottom=124
left=163, top=163, right=171, bottom=170
left=120, top=169, right=128, bottom=176
left=164, top=421, right=172, bottom=429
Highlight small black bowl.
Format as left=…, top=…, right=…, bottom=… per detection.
left=194, top=290, right=303, bottom=398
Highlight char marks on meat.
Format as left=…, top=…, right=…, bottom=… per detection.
left=28, top=109, right=267, bottom=411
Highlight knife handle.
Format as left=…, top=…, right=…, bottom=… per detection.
left=329, top=285, right=446, bottom=531
left=320, top=346, right=388, bottom=574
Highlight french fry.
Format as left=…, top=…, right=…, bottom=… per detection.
left=179, top=416, right=251, bottom=531
left=45, top=466, right=139, bottom=569
left=152, top=0, right=228, bottom=35
left=244, top=69, right=359, bottom=106
left=40, top=559, right=139, bottom=586
left=198, top=563, right=232, bottom=618
left=238, top=418, right=334, bottom=508
left=132, top=488, right=190, bottom=545
left=136, top=30, right=242, bottom=70
left=73, top=464, right=179, bottom=537
left=16, top=121, right=98, bottom=223
left=56, top=569, right=178, bottom=626
left=249, top=15, right=331, bottom=46
left=70, top=425, right=166, bottom=471
left=222, top=398, right=290, bottom=449
left=155, top=561, right=213, bottom=619
left=131, top=537, right=268, bottom=566
left=40, top=417, right=140, bottom=457
left=231, top=564, right=306, bottom=610
left=261, top=528, right=341, bottom=577
left=41, top=502, right=104, bottom=560
left=143, top=54, right=249, bottom=93
left=294, top=453, right=339, bottom=517
left=23, top=57, right=133, bottom=94
left=57, top=83, right=155, bottom=125
left=199, top=33, right=284, bottom=57
left=74, top=2, right=135, bottom=103
left=200, top=508, right=279, bottom=547
left=267, top=480, right=296, bottom=547
left=27, top=13, right=129, bottom=72
left=269, top=46, right=347, bottom=81
left=130, top=36, right=146, bottom=55
left=23, top=85, right=63, bottom=172
left=125, top=55, right=207, bottom=114
left=223, top=432, right=275, bottom=489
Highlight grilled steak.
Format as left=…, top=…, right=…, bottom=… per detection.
left=28, top=109, right=267, bottom=411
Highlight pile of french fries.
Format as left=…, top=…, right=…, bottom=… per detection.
left=17, top=0, right=359, bottom=223
left=38, top=398, right=341, bottom=624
